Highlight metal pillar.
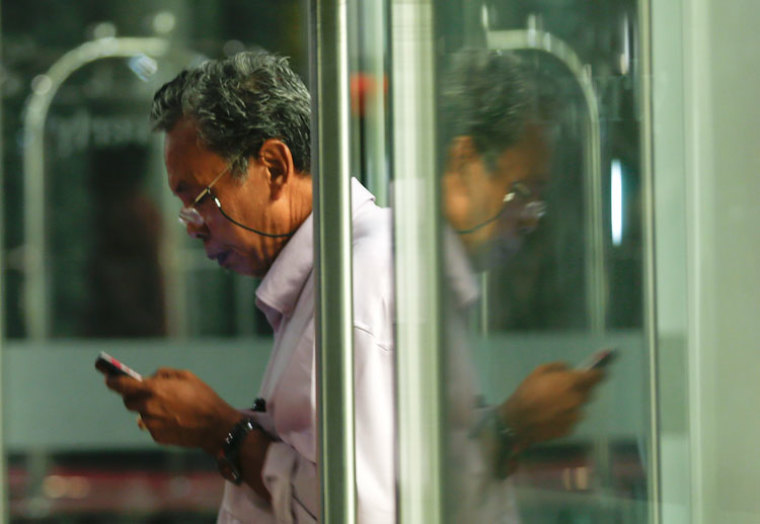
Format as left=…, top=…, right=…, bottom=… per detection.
left=310, top=0, right=357, bottom=522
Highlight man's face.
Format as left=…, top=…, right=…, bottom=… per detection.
left=164, top=118, right=292, bottom=277
left=444, top=124, right=551, bottom=262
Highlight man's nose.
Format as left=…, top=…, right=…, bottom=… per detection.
left=186, top=222, right=209, bottom=240
left=519, top=201, right=547, bottom=232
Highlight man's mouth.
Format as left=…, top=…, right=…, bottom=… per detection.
left=209, top=251, right=231, bottom=267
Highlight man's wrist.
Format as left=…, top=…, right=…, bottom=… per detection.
left=470, top=406, right=521, bottom=478
left=491, top=409, right=519, bottom=478
left=204, top=408, right=246, bottom=455
left=216, top=417, right=261, bottom=484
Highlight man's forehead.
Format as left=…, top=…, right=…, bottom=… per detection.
left=164, top=119, right=203, bottom=159
left=164, top=120, right=220, bottom=194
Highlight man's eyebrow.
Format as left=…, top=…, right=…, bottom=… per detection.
left=173, top=180, right=190, bottom=195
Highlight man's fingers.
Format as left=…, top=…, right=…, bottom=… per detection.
left=153, top=367, right=188, bottom=379
left=534, top=361, right=569, bottom=374
left=574, top=369, right=605, bottom=392
left=106, top=376, right=152, bottom=414
left=123, top=394, right=151, bottom=412
left=105, top=374, right=148, bottom=395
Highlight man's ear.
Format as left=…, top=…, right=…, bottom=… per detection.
left=258, top=139, right=295, bottom=197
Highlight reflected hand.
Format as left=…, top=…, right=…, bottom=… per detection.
left=499, top=362, right=604, bottom=449
left=106, top=368, right=241, bottom=454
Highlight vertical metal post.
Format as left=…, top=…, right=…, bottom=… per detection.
left=310, top=1, right=357, bottom=523
left=0, top=6, right=7, bottom=519
left=638, top=1, right=662, bottom=523
left=391, top=1, right=446, bottom=523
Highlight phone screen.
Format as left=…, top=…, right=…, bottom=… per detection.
left=95, top=351, right=143, bottom=380
left=578, top=348, right=617, bottom=370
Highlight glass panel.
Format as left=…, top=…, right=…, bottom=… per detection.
left=434, top=0, right=653, bottom=521
left=388, top=1, right=446, bottom=521
left=652, top=1, right=760, bottom=522
left=2, top=1, right=306, bottom=521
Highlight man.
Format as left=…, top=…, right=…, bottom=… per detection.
left=105, top=51, right=395, bottom=522
left=439, top=49, right=604, bottom=520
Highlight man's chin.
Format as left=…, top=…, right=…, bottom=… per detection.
left=218, top=255, right=253, bottom=276
left=231, top=260, right=268, bottom=278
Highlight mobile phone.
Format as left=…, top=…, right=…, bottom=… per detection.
left=578, top=348, right=617, bottom=370
left=95, top=351, right=143, bottom=380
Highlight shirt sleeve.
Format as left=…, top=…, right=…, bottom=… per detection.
left=258, top=327, right=393, bottom=523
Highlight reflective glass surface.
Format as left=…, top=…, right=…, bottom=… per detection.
left=433, top=1, right=654, bottom=521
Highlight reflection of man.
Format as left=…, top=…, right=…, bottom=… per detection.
left=440, top=49, right=603, bottom=519
left=106, top=51, right=395, bottom=522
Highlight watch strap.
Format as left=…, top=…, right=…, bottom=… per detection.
left=492, top=409, right=519, bottom=479
left=217, top=417, right=259, bottom=484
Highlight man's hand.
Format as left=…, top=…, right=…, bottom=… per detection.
left=105, top=368, right=241, bottom=455
left=499, top=362, right=604, bottom=450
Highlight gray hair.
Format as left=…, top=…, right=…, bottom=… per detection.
left=151, top=50, right=311, bottom=177
left=440, top=49, right=544, bottom=173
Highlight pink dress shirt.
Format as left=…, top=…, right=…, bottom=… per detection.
left=218, top=179, right=395, bottom=523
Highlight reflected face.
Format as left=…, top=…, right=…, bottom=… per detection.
left=164, top=118, right=291, bottom=277
left=444, top=124, right=551, bottom=263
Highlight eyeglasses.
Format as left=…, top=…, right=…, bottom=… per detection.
left=456, top=180, right=547, bottom=235
left=178, top=167, right=230, bottom=228
left=177, top=166, right=294, bottom=238
left=504, top=181, right=547, bottom=222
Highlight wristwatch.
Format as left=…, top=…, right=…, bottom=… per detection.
left=491, top=409, right=519, bottom=479
left=217, top=417, right=259, bottom=484
left=471, top=406, right=520, bottom=479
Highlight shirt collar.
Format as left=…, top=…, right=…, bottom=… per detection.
left=256, top=178, right=376, bottom=326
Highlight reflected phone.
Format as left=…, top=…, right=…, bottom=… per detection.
left=578, top=348, right=617, bottom=370
left=95, top=351, right=143, bottom=381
